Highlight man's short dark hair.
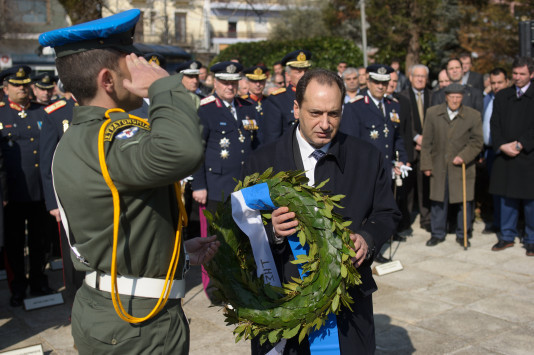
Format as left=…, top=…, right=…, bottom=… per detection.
left=446, top=57, right=462, bottom=68
left=489, top=67, right=507, bottom=79
left=512, top=57, right=534, bottom=74
left=56, top=49, right=122, bottom=105
left=459, top=52, right=471, bottom=60
left=296, top=68, right=345, bottom=107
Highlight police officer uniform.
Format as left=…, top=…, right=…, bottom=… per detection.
left=40, top=97, right=84, bottom=299
left=143, top=52, right=166, bottom=69
left=340, top=64, right=407, bottom=166
left=31, top=73, right=57, bottom=105
left=176, top=60, right=205, bottom=108
left=191, top=61, right=258, bottom=211
left=241, top=65, right=269, bottom=145
left=0, top=65, right=53, bottom=306
left=40, top=9, right=203, bottom=353
left=262, top=50, right=312, bottom=144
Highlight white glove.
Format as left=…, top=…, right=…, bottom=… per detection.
left=400, top=165, right=412, bottom=178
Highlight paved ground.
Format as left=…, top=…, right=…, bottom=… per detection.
left=1, top=219, right=533, bottom=354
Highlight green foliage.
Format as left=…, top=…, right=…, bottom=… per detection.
left=203, top=169, right=362, bottom=346
left=211, top=37, right=363, bottom=71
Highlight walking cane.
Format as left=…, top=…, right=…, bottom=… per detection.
left=462, top=163, right=468, bottom=250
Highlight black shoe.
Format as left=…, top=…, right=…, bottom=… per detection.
left=392, top=234, right=407, bottom=242
left=30, top=285, right=54, bottom=297
left=426, top=237, right=444, bottom=247
left=421, top=224, right=432, bottom=233
left=525, top=244, right=534, bottom=257
left=491, top=240, right=514, bottom=251
left=456, top=238, right=471, bottom=247
left=398, top=228, right=413, bottom=238
left=10, top=293, right=24, bottom=307
left=374, top=254, right=391, bottom=263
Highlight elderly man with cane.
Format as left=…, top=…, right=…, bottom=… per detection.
left=421, top=83, right=483, bottom=247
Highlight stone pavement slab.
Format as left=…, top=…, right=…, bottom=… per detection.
left=1, top=219, right=533, bottom=354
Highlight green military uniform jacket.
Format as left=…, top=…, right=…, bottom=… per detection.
left=53, top=74, right=203, bottom=279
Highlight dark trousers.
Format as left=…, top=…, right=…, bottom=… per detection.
left=415, top=161, right=431, bottom=227
left=430, top=178, right=473, bottom=240
left=4, top=201, right=50, bottom=295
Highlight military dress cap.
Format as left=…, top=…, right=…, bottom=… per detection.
left=0, top=65, right=32, bottom=85
left=33, top=73, right=57, bottom=89
left=444, top=83, right=465, bottom=94
left=210, top=61, right=243, bottom=81
left=243, top=65, right=268, bottom=81
left=38, top=9, right=141, bottom=58
left=366, top=64, right=394, bottom=81
left=176, top=60, right=202, bottom=75
left=144, top=52, right=166, bottom=68
left=281, top=50, right=312, bottom=68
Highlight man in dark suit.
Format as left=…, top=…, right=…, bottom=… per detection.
left=262, top=50, right=311, bottom=144
left=489, top=57, right=534, bottom=256
left=400, top=64, right=433, bottom=231
left=431, top=58, right=483, bottom=113
left=459, top=52, right=484, bottom=93
left=242, top=68, right=400, bottom=354
left=191, top=61, right=258, bottom=213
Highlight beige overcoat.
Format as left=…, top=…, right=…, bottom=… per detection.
left=420, top=103, right=483, bottom=204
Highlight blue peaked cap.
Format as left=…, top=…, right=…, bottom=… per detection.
left=39, top=9, right=141, bottom=58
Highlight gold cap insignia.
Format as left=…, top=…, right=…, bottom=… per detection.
left=191, top=62, right=198, bottom=69
left=227, top=64, right=237, bottom=74
left=253, top=68, right=263, bottom=76
left=297, top=52, right=307, bottom=61
left=43, top=75, right=50, bottom=84
left=149, top=56, right=160, bottom=66
left=16, top=68, right=25, bottom=78
left=377, top=67, right=387, bottom=75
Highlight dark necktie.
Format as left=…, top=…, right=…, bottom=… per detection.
left=378, top=101, right=385, bottom=117
left=517, top=87, right=523, bottom=98
left=311, top=149, right=326, bottom=161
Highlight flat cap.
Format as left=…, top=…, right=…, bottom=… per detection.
left=281, top=50, right=312, bottom=68
left=176, top=60, right=202, bottom=75
left=210, top=61, right=243, bottom=81
left=243, top=65, right=268, bottom=81
left=444, top=83, right=465, bottom=94
left=38, top=9, right=140, bottom=58
left=0, top=65, right=32, bottom=85
left=33, top=73, right=57, bottom=89
left=367, top=64, right=394, bottom=81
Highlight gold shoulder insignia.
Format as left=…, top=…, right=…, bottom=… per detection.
left=0, top=101, right=5, bottom=107
left=44, top=100, right=67, bottom=114
left=200, top=95, right=216, bottom=106
left=240, top=94, right=249, bottom=99
left=271, top=88, right=287, bottom=96
left=349, top=95, right=364, bottom=103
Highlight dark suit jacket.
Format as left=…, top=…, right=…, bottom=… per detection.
left=466, top=71, right=485, bottom=93
left=241, top=126, right=401, bottom=354
left=400, top=87, right=433, bottom=162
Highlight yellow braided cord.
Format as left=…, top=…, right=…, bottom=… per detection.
left=97, top=108, right=185, bottom=323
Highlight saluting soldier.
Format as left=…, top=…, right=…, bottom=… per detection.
left=31, top=73, right=57, bottom=105
left=241, top=65, right=268, bottom=145
left=0, top=65, right=54, bottom=306
left=176, top=60, right=205, bottom=109
left=262, top=49, right=312, bottom=144
left=191, top=62, right=258, bottom=212
left=39, top=9, right=219, bottom=353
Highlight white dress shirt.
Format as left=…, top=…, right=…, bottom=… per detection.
left=295, top=127, right=330, bottom=186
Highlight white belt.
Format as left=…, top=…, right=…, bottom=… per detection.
left=85, top=271, right=185, bottom=299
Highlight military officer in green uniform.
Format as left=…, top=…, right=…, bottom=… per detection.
left=39, top=9, right=219, bottom=354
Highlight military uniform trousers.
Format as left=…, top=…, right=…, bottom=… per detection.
left=72, top=283, right=189, bottom=354
left=4, top=200, right=50, bottom=294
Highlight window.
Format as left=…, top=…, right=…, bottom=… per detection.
left=228, top=21, right=237, bottom=38
left=175, top=13, right=186, bottom=43
left=7, top=0, right=49, bottom=24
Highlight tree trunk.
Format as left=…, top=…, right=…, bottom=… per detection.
left=57, top=0, right=104, bottom=25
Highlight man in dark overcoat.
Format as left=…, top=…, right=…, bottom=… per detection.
left=489, top=57, right=534, bottom=256
left=242, top=68, right=400, bottom=354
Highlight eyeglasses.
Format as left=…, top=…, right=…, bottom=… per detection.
left=277, top=81, right=284, bottom=85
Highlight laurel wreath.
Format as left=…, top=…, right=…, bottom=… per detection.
left=203, top=168, right=362, bottom=346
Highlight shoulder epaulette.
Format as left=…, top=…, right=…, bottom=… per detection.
left=0, top=102, right=4, bottom=107
left=44, top=100, right=67, bottom=114
left=271, top=88, right=286, bottom=96
left=200, top=95, right=216, bottom=106
left=349, top=95, right=364, bottom=103
left=240, top=94, right=249, bottom=100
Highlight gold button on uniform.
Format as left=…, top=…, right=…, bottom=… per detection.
left=30, top=138, right=34, bottom=142
left=27, top=125, right=31, bottom=129
left=33, top=150, right=37, bottom=154
left=34, top=163, right=39, bottom=167
left=111, top=339, right=117, bottom=345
